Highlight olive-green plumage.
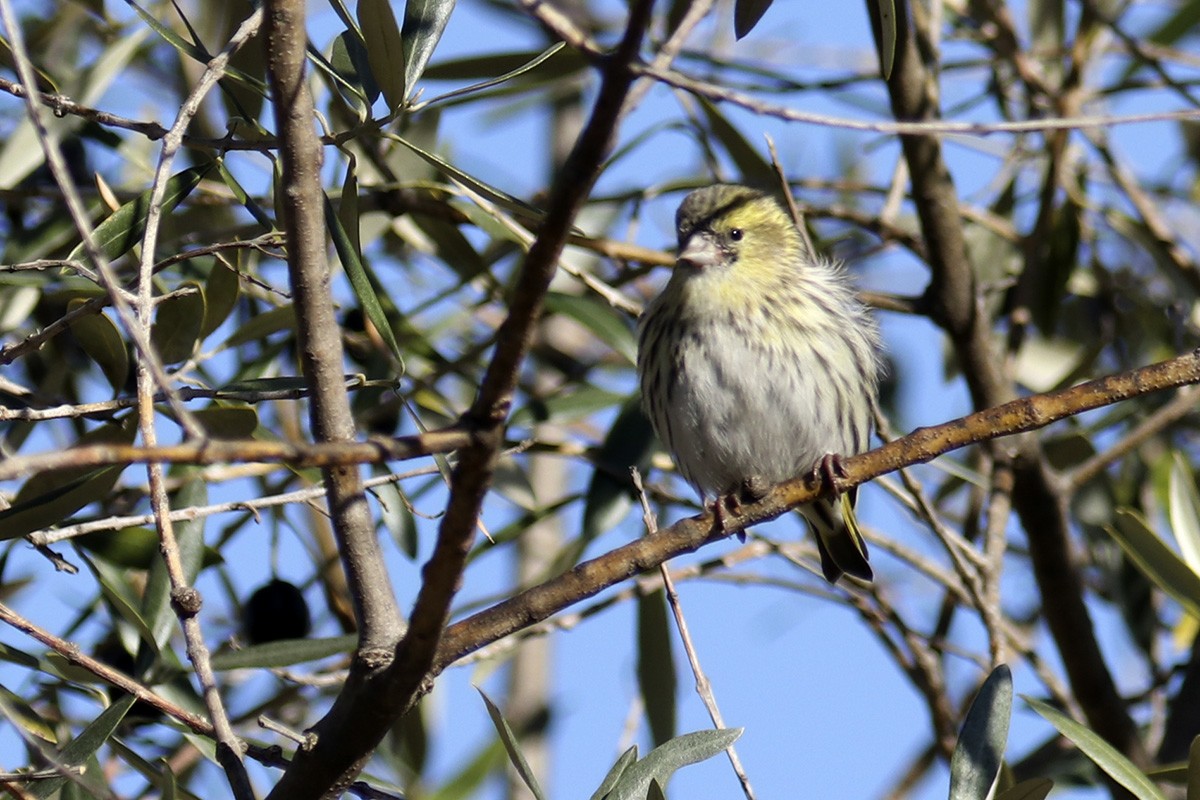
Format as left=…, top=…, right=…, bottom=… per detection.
left=637, top=185, right=881, bottom=583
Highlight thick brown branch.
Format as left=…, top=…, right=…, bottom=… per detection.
left=261, top=0, right=402, bottom=662
left=264, top=2, right=655, bottom=797
left=434, top=349, right=1200, bottom=670
left=393, top=0, right=656, bottom=742
left=872, top=0, right=1146, bottom=770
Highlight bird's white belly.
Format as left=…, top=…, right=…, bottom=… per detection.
left=667, top=331, right=843, bottom=495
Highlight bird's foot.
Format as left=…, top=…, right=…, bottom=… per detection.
left=710, top=476, right=769, bottom=541
left=738, top=474, right=771, bottom=502
left=813, top=453, right=847, bottom=497
left=707, top=495, right=734, bottom=531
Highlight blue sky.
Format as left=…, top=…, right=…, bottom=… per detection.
left=1, top=0, right=1194, bottom=797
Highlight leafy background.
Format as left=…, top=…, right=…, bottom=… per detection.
left=2, top=0, right=1200, bottom=798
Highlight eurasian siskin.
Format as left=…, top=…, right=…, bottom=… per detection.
left=637, top=184, right=882, bottom=584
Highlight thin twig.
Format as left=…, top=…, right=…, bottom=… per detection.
left=981, top=456, right=1013, bottom=667
left=0, top=425, right=471, bottom=481
left=26, top=442, right=531, bottom=546
left=872, top=409, right=992, bottom=613
left=129, top=9, right=267, bottom=796
left=0, top=601, right=269, bottom=760
left=1068, top=385, right=1200, bottom=491
left=0, top=375, right=377, bottom=422
left=765, top=134, right=816, bottom=259
left=633, top=468, right=757, bottom=800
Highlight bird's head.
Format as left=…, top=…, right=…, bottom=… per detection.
left=674, top=185, right=799, bottom=279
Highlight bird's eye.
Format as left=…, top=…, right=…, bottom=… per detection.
left=729, top=228, right=744, bottom=241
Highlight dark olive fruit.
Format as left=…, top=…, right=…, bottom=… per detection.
left=243, top=579, right=311, bottom=644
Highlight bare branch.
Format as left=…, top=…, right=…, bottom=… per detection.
left=435, top=348, right=1200, bottom=669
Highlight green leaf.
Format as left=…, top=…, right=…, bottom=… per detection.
left=733, top=0, right=773, bottom=38
left=339, top=163, right=362, bottom=257
left=330, top=29, right=378, bottom=113
left=950, top=665, right=1012, bottom=800
left=209, top=635, right=357, bottom=671
left=122, top=0, right=209, bottom=68
left=220, top=11, right=267, bottom=125
left=44, top=649, right=112, bottom=689
left=325, top=192, right=404, bottom=367
left=422, top=45, right=582, bottom=81
left=993, top=778, right=1054, bottom=800
left=637, top=588, right=676, bottom=748
left=222, top=305, right=297, bottom=348
left=1189, top=734, right=1200, bottom=800
left=1024, top=695, right=1167, bottom=800
left=1148, top=0, right=1200, bottom=45
left=589, top=746, right=639, bottom=800
left=0, top=283, right=39, bottom=335
left=0, top=37, right=59, bottom=93
left=358, top=0, right=407, bottom=111
left=582, top=398, right=657, bottom=541
left=872, top=0, right=897, bottom=80
left=543, top=292, right=637, bottom=365
left=201, top=260, right=241, bottom=340
left=0, top=642, right=40, bottom=671
left=82, top=554, right=159, bottom=652
left=0, top=418, right=136, bottom=539
left=161, top=759, right=177, bottom=800
left=1110, top=509, right=1200, bottom=619
left=477, top=688, right=548, bottom=800
left=217, top=376, right=314, bottom=393
left=401, top=0, right=456, bottom=94
left=419, top=43, right=571, bottom=107
left=68, top=162, right=213, bottom=262
left=376, top=479, right=419, bottom=559
left=1169, top=453, right=1200, bottom=574
left=173, top=477, right=207, bottom=583
left=510, top=384, right=624, bottom=428
left=326, top=0, right=360, bottom=33
left=76, top=527, right=222, bottom=571
left=469, top=495, right=578, bottom=557
left=0, top=683, right=57, bottom=743
left=665, top=0, right=692, bottom=35
left=27, top=694, right=136, bottom=799
left=216, top=158, right=275, bottom=230
left=63, top=754, right=108, bottom=800
left=191, top=404, right=259, bottom=440
left=1147, top=763, right=1188, bottom=784
left=152, top=283, right=206, bottom=364
left=390, top=134, right=546, bottom=224
left=0, top=119, right=47, bottom=192
left=67, top=300, right=128, bottom=393
left=394, top=702, right=430, bottom=778
left=1028, top=0, right=1064, bottom=82
left=606, top=728, right=742, bottom=800
left=410, top=214, right=487, bottom=281
left=1032, top=195, right=1081, bottom=334
left=697, top=98, right=774, bottom=188
left=426, top=738, right=505, bottom=800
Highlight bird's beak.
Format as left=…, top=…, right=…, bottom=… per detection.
left=677, top=234, right=721, bottom=270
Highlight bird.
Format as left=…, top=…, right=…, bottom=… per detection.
left=636, top=184, right=881, bottom=584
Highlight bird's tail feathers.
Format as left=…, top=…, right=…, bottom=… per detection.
left=801, top=494, right=872, bottom=584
